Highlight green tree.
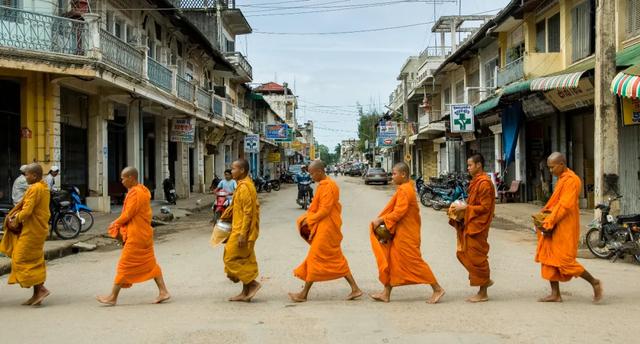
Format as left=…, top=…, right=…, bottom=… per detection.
left=357, top=104, right=380, bottom=153
left=334, top=143, right=341, bottom=162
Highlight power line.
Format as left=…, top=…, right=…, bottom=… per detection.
left=244, top=0, right=433, bottom=16
left=254, top=20, right=435, bottom=35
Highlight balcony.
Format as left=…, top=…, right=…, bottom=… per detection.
left=148, top=57, right=172, bottom=93
left=419, top=46, right=452, bottom=58
left=497, top=57, right=524, bottom=88
left=233, top=107, right=250, bottom=128
left=196, top=86, right=212, bottom=113
left=100, top=29, right=144, bottom=77
left=225, top=51, right=253, bottom=81
left=177, top=75, right=194, bottom=101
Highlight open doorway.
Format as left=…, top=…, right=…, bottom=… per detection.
left=107, top=105, right=128, bottom=204
left=0, top=79, right=21, bottom=204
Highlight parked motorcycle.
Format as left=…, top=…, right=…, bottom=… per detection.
left=280, top=172, right=296, bottom=184
left=68, top=186, right=94, bottom=233
left=415, top=176, right=424, bottom=193
left=50, top=190, right=82, bottom=240
left=254, top=176, right=272, bottom=193
left=420, top=177, right=468, bottom=211
left=297, top=180, right=313, bottom=210
left=269, top=179, right=281, bottom=191
left=585, top=195, right=640, bottom=263
left=163, top=178, right=177, bottom=205
left=212, top=190, right=230, bottom=223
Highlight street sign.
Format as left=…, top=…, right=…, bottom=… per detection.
left=450, top=104, right=475, bottom=133
left=265, top=124, right=289, bottom=140
left=244, top=134, right=260, bottom=153
left=170, top=118, right=195, bottom=143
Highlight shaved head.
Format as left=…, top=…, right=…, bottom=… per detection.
left=547, top=152, right=566, bottom=165
left=25, top=163, right=43, bottom=179
left=393, top=162, right=410, bottom=177
left=309, top=160, right=326, bottom=172
left=234, top=159, right=250, bottom=173
left=231, top=159, right=250, bottom=180
left=547, top=152, right=567, bottom=177
left=122, top=166, right=138, bottom=179
left=308, top=160, right=327, bottom=182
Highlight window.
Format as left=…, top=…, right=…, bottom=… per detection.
left=114, top=20, right=123, bottom=39
left=1, top=0, right=22, bottom=22
left=628, top=0, right=640, bottom=38
left=484, top=58, right=498, bottom=88
left=572, top=1, right=595, bottom=62
left=536, top=20, right=546, bottom=52
left=455, top=80, right=464, bottom=103
left=443, top=88, right=451, bottom=107
left=547, top=13, right=561, bottom=52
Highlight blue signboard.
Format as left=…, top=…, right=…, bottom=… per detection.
left=266, top=124, right=289, bottom=140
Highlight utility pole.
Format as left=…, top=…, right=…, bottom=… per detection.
left=594, top=0, right=619, bottom=211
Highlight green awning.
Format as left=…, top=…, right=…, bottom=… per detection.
left=530, top=71, right=587, bottom=91
left=250, top=93, right=264, bottom=101
left=474, top=95, right=501, bottom=115
left=616, top=43, right=640, bottom=67
left=502, top=80, right=532, bottom=95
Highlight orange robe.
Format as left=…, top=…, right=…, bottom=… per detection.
left=0, top=180, right=50, bottom=288
left=370, top=181, right=437, bottom=286
left=535, top=169, right=585, bottom=282
left=222, top=176, right=260, bottom=284
left=108, top=184, right=162, bottom=288
left=294, top=177, right=351, bottom=282
left=449, top=173, right=495, bottom=286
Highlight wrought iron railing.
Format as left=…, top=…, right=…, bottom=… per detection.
left=100, top=29, right=143, bottom=76
left=420, top=46, right=452, bottom=58
left=497, top=56, right=524, bottom=87
left=233, top=107, right=250, bottom=128
left=196, top=86, right=212, bottom=112
left=225, top=51, right=253, bottom=79
left=177, top=75, right=193, bottom=101
left=147, top=57, right=172, bottom=92
left=0, top=5, right=89, bottom=56
left=224, top=100, right=234, bottom=119
left=213, top=96, right=224, bottom=117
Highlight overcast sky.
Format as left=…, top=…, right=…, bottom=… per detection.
left=237, top=0, right=510, bottom=149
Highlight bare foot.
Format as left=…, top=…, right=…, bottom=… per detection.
left=153, top=292, right=171, bottom=304
left=466, top=294, right=489, bottom=303
left=31, top=290, right=51, bottom=306
left=537, top=295, right=563, bottom=302
left=228, top=292, right=246, bottom=302
left=427, top=289, right=446, bottom=304
left=485, top=280, right=494, bottom=288
left=242, top=282, right=262, bottom=302
left=96, top=295, right=117, bottom=306
left=346, top=289, right=363, bottom=301
left=288, top=292, right=307, bottom=303
left=22, top=295, right=37, bottom=306
left=369, top=292, right=390, bottom=303
left=592, top=279, right=603, bottom=304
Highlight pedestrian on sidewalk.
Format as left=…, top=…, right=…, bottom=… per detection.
left=97, top=167, right=171, bottom=306
left=289, top=160, right=363, bottom=302
left=44, top=166, right=59, bottom=192
left=369, top=162, right=445, bottom=304
left=11, top=164, right=29, bottom=205
left=0, top=163, right=51, bottom=306
left=448, top=154, right=496, bottom=302
left=535, top=152, right=603, bottom=303
left=220, top=159, right=262, bottom=302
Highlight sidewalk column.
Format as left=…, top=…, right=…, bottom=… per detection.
left=127, top=100, right=142, bottom=178
left=155, top=116, right=169, bottom=200
left=175, top=141, right=190, bottom=199
left=87, top=94, right=110, bottom=212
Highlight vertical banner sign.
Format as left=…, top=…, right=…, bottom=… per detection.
left=377, top=121, right=397, bottom=147
left=450, top=104, right=475, bottom=133
left=244, top=134, right=260, bottom=153
left=170, top=118, right=195, bottom=143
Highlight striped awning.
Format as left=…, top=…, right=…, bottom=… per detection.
left=611, top=70, right=640, bottom=98
left=530, top=71, right=586, bottom=91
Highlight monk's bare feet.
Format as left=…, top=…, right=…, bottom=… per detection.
left=228, top=291, right=246, bottom=302
left=22, top=295, right=37, bottom=306
left=592, top=279, right=603, bottom=303
left=242, top=281, right=261, bottom=302
left=96, top=295, right=117, bottom=306
left=537, top=294, right=563, bottom=302
left=466, top=294, right=489, bottom=303
left=288, top=292, right=307, bottom=303
left=153, top=292, right=171, bottom=304
left=427, top=289, right=445, bottom=304
left=369, top=292, right=390, bottom=303
left=31, top=289, right=50, bottom=306
left=485, top=280, right=494, bottom=288
left=346, top=289, right=363, bottom=301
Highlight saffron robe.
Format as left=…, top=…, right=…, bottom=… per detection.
left=370, top=181, right=438, bottom=286
left=0, top=180, right=50, bottom=288
left=449, top=173, right=495, bottom=286
left=108, top=184, right=162, bottom=288
left=294, top=177, right=351, bottom=282
left=535, top=169, right=585, bottom=282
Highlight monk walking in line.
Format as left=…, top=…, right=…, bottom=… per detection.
left=220, top=159, right=261, bottom=302
left=289, top=160, right=362, bottom=302
left=449, top=154, right=495, bottom=302
left=97, top=167, right=170, bottom=305
left=370, top=162, right=445, bottom=303
left=0, top=163, right=51, bottom=306
left=535, top=152, right=603, bottom=303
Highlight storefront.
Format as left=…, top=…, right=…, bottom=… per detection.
left=0, top=79, right=21, bottom=203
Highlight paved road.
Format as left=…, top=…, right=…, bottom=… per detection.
left=1, top=176, right=639, bottom=343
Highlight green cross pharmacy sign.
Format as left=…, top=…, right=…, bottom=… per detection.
left=450, top=104, right=475, bottom=133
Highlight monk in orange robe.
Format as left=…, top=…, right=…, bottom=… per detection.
left=97, top=167, right=170, bottom=306
left=535, top=152, right=602, bottom=303
left=0, top=163, right=51, bottom=306
left=289, top=160, right=362, bottom=302
left=449, top=154, right=495, bottom=302
left=370, top=162, right=445, bottom=303
left=221, top=159, right=261, bottom=302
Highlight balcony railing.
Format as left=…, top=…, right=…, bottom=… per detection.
left=225, top=51, right=253, bottom=80
left=148, top=57, right=172, bottom=92
left=196, top=86, right=212, bottom=112
left=213, top=96, right=224, bottom=117
left=0, top=5, right=89, bottom=56
left=233, top=107, right=250, bottom=128
left=420, top=46, right=452, bottom=58
left=224, top=100, right=234, bottom=120
left=100, top=29, right=143, bottom=77
left=497, top=56, right=524, bottom=88
left=177, top=75, right=194, bottom=101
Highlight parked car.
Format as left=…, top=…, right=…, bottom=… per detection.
left=346, top=165, right=363, bottom=176
left=364, top=168, right=389, bottom=185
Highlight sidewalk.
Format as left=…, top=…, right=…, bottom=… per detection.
left=0, top=192, right=216, bottom=276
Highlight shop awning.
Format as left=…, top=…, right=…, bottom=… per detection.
left=502, top=80, right=532, bottom=95
left=474, top=95, right=501, bottom=115
left=530, top=71, right=587, bottom=91
left=611, top=67, right=640, bottom=98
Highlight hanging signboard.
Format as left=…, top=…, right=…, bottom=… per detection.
left=265, top=124, right=289, bottom=140
left=244, top=134, right=260, bottom=153
left=450, top=104, right=475, bottom=133
left=268, top=152, right=281, bottom=162
left=544, top=78, right=594, bottom=112
left=622, top=97, right=640, bottom=125
left=170, top=118, right=195, bottom=143
left=378, top=121, right=398, bottom=138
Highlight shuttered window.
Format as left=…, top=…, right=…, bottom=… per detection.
left=536, top=21, right=546, bottom=52
left=455, top=80, right=464, bottom=103
left=484, top=58, right=497, bottom=88
left=571, top=1, right=593, bottom=62
left=547, top=13, right=561, bottom=52
left=628, top=0, right=640, bottom=38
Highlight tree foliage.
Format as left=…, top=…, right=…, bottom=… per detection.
left=357, top=103, right=381, bottom=152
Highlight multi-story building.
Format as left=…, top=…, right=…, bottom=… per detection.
left=0, top=0, right=255, bottom=211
